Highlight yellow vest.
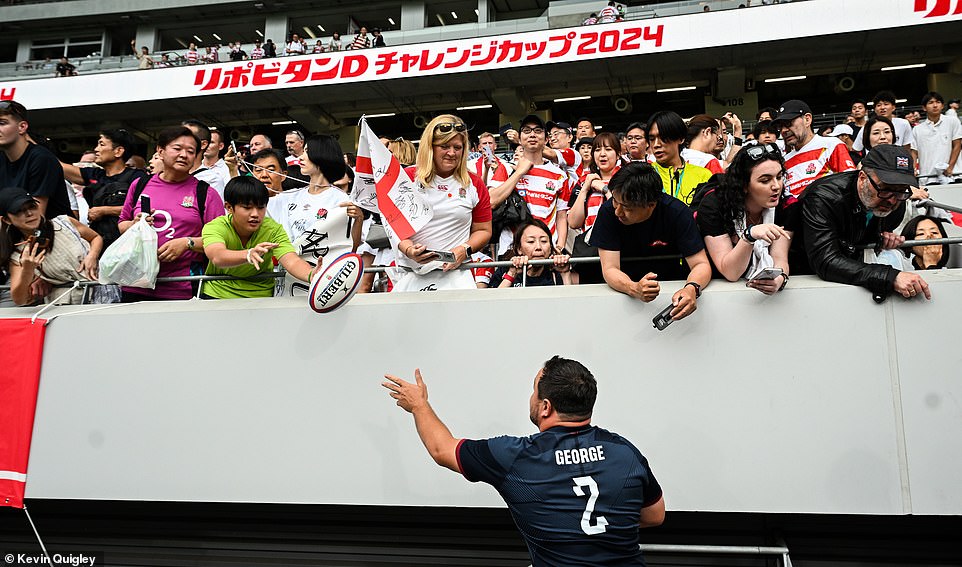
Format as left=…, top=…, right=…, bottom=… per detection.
left=651, top=160, right=713, bottom=206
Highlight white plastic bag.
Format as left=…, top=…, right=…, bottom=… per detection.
left=98, top=216, right=159, bottom=288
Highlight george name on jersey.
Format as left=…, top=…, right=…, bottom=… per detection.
left=555, top=445, right=605, bottom=466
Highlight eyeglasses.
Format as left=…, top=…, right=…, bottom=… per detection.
left=434, top=122, right=466, bottom=133
left=520, top=127, right=545, bottom=135
left=0, top=100, right=27, bottom=119
left=744, top=143, right=782, bottom=161
left=863, top=171, right=912, bottom=201
left=625, top=135, right=645, bottom=142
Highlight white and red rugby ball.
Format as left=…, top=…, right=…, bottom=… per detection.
left=308, top=253, right=364, bottom=313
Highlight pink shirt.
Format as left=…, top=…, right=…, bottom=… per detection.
left=119, top=174, right=224, bottom=299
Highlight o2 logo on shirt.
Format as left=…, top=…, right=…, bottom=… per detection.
left=150, top=209, right=177, bottom=239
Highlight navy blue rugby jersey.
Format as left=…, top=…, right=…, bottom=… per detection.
left=457, top=425, right=662, bottom=567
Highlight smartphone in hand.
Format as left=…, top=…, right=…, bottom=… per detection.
left=652, top=303, right=674, bottom=331
left=140, top=195, right=151, bottom=215
left=427, top=249, right=458, bottom=263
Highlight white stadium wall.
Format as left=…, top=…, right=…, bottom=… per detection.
left=7, top=271, right=962, bottom=516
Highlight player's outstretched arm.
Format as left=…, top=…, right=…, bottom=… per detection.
left=383, top=369, right=461, bottom=472
left=639, top=495, right=666, bottom=528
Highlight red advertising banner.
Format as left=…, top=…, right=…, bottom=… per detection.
left=0, top=318, right=46, bottom=509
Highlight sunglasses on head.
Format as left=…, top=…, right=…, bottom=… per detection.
left=0, top=100, right=27, bottom=118
left=744, top=143, right=782, bottom=161
left=434, top=122, right=466, bottom=134
left=864, top=171, right=912, bottom=201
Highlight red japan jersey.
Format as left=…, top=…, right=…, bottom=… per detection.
left=784, top=135, right=855, bottom=197
left=516, top=160, right=569, bottom=237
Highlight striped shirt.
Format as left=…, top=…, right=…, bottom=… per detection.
left=516, top=160, right=570, bottom=238
left=783, top=135, right=855, bottom=197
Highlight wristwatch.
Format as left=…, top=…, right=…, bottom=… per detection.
left=732, top=136, right=744, bottom=146
left=684, top=281, right=702, bottom=298
left=186, top=237, right=195, bottom=251
left=461, top=243, right=473, bottom=256
left=778, top=273, right=789, bottom=291
left=742, top=225, right=757, bottom=243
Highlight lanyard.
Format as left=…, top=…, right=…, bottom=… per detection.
left=671, top=165, right=686, bottom=200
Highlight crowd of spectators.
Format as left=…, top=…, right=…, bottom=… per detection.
left=0, top=86, right=959, bottom=310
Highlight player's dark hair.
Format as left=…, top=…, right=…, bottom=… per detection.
left=100, top=128, right=137, bottom=161
left=304, top=134, right=346, bottom=183
left=608, top=161, right=662, bottom=206
left=538, top=356, right=597, bottom=420
left=646, top=111, right=687, bottom=144
left=224, top=175, right=269, bottom=208
left=156, top=126, right=200, bottom=152
left=752, top=120, right=779, bottom=140
left=252, top=148, right=285, bottom=169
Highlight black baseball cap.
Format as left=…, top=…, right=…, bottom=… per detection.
left=519, top=114, right=545, bottom=130
left=575, top=137, right=594, bottom=149
left=546, top=120, right=572, bottom=133
left=0, top=187, right=39, bottom=216
left=861, top=145, right=916, bottom=186
left=772, top=100, right=812, bottom=125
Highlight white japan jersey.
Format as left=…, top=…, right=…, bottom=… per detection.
left=396, top=172, right=490, bottom=272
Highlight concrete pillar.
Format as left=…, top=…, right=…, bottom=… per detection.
left=16, top=39, right=32, bottom=63
left=477, top=0, right=494, bottom=23
left=401, top=0, right=427, bottom=30
left=929, top=71, right=962, bottom=103
left=264, top=14, right=289, bottom=46
left=134, top=25, right=159, bottom=53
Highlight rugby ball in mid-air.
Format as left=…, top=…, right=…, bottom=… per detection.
left=309, top=253, right=364, bottom=313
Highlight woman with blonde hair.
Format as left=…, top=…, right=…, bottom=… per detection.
left=387, top=138, right=417, bottom=166
left=393, top=114, right=492, bottom=291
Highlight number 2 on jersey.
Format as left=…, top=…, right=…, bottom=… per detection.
left=572, top=475, right=609, bottom=535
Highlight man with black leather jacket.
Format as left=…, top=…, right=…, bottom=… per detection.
left=799, top=144, right=931, bottom=301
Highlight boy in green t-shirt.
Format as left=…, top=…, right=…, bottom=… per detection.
left=201, top=176, right=321, bottom=299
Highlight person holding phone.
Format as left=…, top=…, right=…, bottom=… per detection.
left=694, top=143, right=791, bottom=295
left=393, top=114, right=492, bottom=292
left=0, top=187, right=102, bottom=305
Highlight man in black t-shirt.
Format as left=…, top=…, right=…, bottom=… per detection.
left=0, top=100, right=71, bottom=219
left=61, top=128, right=147, bottom=245
left=589, top=162, right=711, bottom=321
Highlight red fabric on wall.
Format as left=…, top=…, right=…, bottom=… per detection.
left=0, top=318, right=46, bottom=509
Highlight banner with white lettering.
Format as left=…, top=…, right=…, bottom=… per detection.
left=351, top=117, right=433, bottom=242
left=0, top=318, right=46, bottom=509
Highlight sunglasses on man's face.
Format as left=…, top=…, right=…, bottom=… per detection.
left=864, top=172, right=912, bottom=201
left=744, top=143, right=782, bottom=161
left=434, top=122, right=466, bottom=133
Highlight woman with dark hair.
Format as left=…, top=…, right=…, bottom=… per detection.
left=392, top=114, right=493, bottom=292
left=900, top=215, right=951, bottom=270
left=694, top=143, right=791, bottom=294
left=486, top=219, right=570, bottom=288
left=266, top=134, right=363, bottom=296
left=328, top=32, right=342, bottom=52
left=1, top=187, right=102, bottom=305
left=567, top=132, right=624, bottom=284
left=117, top=125, right=225, bottom=301
left=682, top=114, right=725, bottom=174
left=860, top=116, right=896, bottom=153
